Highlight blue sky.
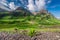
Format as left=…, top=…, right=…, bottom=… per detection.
left=7, top=0, right=60, bottom=18
left=47, top=0, right=60, bottom=18
left=0, top=0, right=60, bottom=18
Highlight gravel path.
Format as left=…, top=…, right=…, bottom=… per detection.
left=32, top=32, right=60, bottom=40
left=0, top=32, right=60, bottom=40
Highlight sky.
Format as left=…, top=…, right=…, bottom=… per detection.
left=0, top=0, right=60, bottom=19
left=47, top=0, right=60, bottom=19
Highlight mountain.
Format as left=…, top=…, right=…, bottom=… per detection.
left=11, top=7, right=32, bottom=16
left=0, top=6, right=59, bottom=25
left=0, top=8, right=7, bottom=12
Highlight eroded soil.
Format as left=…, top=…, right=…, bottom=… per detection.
left=0, top=31, right=60, bottom=40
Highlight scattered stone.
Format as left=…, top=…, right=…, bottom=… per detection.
left=0, top=32, right=60, bottom=40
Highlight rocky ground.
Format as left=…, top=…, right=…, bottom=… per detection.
left=0, top=31, right=60, bottom=40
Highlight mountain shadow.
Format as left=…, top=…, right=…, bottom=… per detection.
left=10, top=7, right=32, bottom=17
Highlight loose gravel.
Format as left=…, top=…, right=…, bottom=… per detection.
left=0, top=32, right=60, bottom=40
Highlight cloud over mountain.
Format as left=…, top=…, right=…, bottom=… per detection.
left=0, top=0, right=10, bottom=11
left=0, top=0, right=18, bottom=11
left=0, top=0, right=50, bottom=12
left=27, top=0, right=46, bottom=12
left=9, top=2, right=18, bottom=10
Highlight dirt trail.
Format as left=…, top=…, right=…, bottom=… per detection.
left=32, top=32, right=60, bottom=40
left=0, top=32, right=60, bottom=40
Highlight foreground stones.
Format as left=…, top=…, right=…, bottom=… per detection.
left=0, top=32, right=60, bottom=40
left=32, top=32, right=60, bottom=40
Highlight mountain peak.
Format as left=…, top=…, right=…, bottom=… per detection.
left=32, top=9, right=49, bottom=15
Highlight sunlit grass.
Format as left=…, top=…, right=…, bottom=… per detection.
left=0, top=12, right=60, bottom=33
left=0, top=27, right=60, bottom=32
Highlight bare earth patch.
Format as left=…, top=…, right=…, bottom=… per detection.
left=0, top=32, right=60, bottom=40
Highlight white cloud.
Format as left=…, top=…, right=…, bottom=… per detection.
left=27, top=0, right=46, bottom=12
left=9, top=2, right=18, bottom=10
left=35, top=0, right=46, bottom=11
left=56, top=17, right=60, bottom=19
left=0, top=0, right=10, bottom=11
left=0, top=0, right=50, bottom=11
left=27, top=0, right=36, bottom=11
left=47, top=0, right=51, bottom=4
left=0, top=0, right=18, bottom=11
left=0, top=1, right=8, bottom=6
left=0, top=4, right=11, bottom=11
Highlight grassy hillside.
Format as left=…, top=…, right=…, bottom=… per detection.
left=0, top=9, right=60, bottom=32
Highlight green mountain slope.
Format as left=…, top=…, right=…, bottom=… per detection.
left=0, top=7, right=60, bottom=29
